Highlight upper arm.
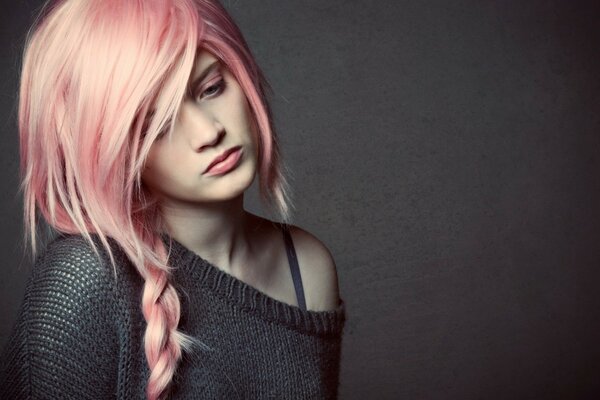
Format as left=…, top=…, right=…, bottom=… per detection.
left=0, top=235, right=120, bottom=399
left=288, top=225, right=342, bottom=312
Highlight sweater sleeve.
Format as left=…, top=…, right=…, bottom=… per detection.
left=0, top=235, right=121, bottom=400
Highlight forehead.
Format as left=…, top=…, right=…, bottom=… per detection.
left=190, top=50, right=219, bottom=80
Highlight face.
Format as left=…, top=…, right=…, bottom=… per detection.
left=141, top=50, right=259, bottom=206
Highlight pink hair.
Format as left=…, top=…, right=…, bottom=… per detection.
left=18, top=0, right=293, bottom=398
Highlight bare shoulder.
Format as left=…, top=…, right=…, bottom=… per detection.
left=285, top=224, right=342, bottom=312
left=244, top=212, right=342, bottom=311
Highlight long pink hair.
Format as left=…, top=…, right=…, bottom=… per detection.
left=18, top=0, right=293, bottom=398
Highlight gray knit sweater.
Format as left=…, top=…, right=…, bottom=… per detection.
left=0, top=233, right=346, bottom=399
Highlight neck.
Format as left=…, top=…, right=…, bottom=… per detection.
left=159, top=194, right=255, bottom=274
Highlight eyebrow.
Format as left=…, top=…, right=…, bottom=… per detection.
left=187, top=60, right=221, bottom=96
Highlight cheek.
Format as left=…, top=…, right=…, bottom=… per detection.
left=238, top=99, right=257, bottom=143
left=225, top=79, right=255, bottom=136
left=248, top=114, right=260, bottom=152
left=142, top=149, right=177, bottom=185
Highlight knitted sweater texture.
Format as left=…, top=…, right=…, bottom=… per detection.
left=0, top=233, right=346, bottom=399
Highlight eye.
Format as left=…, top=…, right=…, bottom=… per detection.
left=198, top=78, right=226, bottom=100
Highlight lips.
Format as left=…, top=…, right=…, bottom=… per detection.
left=204, top=146, right=242, bottom=174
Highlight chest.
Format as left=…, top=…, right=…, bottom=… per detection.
left=234, top=228, right=300, bottom=308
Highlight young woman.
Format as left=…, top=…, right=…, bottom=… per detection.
left=0, top=0, right=346, bottom=399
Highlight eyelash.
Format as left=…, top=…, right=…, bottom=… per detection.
left=141, top=78, right=226, bottom=141
left=196, top=78, right=226, bottom=100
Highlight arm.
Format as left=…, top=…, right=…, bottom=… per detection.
left=0, top=235, right=120, bottom=400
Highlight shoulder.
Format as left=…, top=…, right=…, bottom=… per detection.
left=284, top=223, right=342, bottom=312
left=26, top=233, right=133, bottom=321
left=27, top=233, right=122, bottom=314
left=245, top=213, right=343, bottom=312
left=37, top=233, right=120, bottom=288
left=25, top=233, right=122, bottom=334
left=0, top=233, right=123, bottom=395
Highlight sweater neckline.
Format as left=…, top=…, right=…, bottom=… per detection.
left=161, top=234, right=346, bottom=337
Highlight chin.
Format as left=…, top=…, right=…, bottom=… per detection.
left=210, top=166, right=256, bottom=200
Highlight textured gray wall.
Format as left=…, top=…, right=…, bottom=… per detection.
left=1, top=1, right=599, bottom=399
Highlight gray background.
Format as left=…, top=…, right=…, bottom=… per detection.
left=2, top=1, right=599, bottom=399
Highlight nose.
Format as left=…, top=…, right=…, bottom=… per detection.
left=197, top=126, right=225, bottom=152
left=189, top=108, right=225, bottom=152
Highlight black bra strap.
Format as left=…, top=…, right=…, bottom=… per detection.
left=280, top=224, right=307, bottom=311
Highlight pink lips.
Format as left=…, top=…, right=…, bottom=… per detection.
left=203, top=146, right=243, bottom=175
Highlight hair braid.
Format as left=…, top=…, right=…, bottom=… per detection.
left=141, top=237, right=187, bottom=400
